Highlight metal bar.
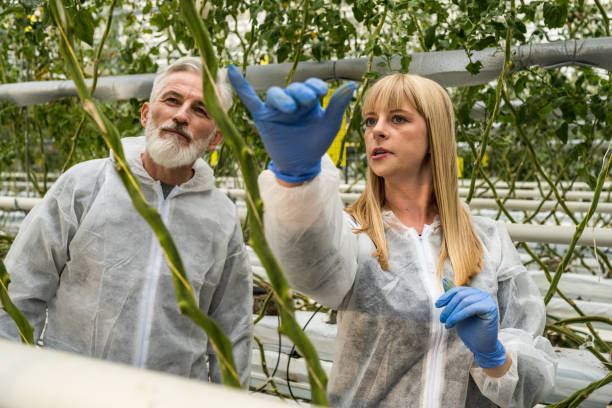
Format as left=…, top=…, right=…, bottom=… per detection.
left=1, top=38, right=610, bottom=106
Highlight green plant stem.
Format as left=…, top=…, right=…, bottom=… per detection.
left=253, top=291, right=274, bottom=325
left=336, top=4, right=388, bottom=167
left=502, top=87, right=612, bottom=280
left=253, top=335, right=284, bottom=397
left=61, top=0, right=116, bottom=174
left=411, top=15, right=427, bottom=51
left=178, top=0, right=328, bottom=403
left=546, top=369, right=612, bottom=408
left=545, top=323, right=611, bottom=368
left=458, top=121, right=611, bottom=354
left=49, top=0, right=241, bottom=388
left=465, top=21, right=512, bottom=203
left=593, top=0, right=611, bottom=36
left=0, top=259, right=34, bottom=344
left=542, top=141, right=612, bottom=304
left=90, top=0, right=117, bottom=93
left=555, top=316, right=612, bottom=327
left=61, top=114, right=86, bottom=173
left=285, top=0, right=311, bottom=86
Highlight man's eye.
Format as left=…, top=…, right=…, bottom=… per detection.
left=195, top=107, right=208, bottom=117
left=165, top=97, right=179, bottom=104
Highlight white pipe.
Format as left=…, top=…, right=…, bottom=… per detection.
left=9, top=181, right=610, bottom=203
left=0, top=339, right=285, bottom=408
left=528, top=271, right=612, bottom=303
left=504, top=222, right=612, bottom=247
left=0, top=196, right=41, bottom=211
left=2, top=195, right=612, bottom=247
left=466, top=198, right=612, bottom=214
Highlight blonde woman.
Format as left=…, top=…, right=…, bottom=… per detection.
left=229, top=67, right=557, bottom=408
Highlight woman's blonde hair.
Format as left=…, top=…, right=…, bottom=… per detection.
left=345, top=74, right=482, bottom=285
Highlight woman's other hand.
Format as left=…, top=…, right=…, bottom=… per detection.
left=435, top=286, right=508, bottom=370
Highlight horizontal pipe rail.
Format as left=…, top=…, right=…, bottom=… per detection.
left=2, top=194, right=612, bottom=247
left=5, top=180, right=611, bottom=203
left=1, top=38, right=610, bottom=106
left=0, top=339, right=286, bottom=408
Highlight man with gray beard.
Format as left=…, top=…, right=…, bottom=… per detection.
left=0, top=57, right=252, bottom=385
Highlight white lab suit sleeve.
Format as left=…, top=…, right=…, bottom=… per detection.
left=470, top=222, right=557, bottom=408
left=258, top=155, right=358, bottom=309
left=0, top=171, right=81, bottom=342
left=206, top=215, right=253, bottom=386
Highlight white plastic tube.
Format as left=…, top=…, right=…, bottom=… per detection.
left=0, top=339, right=286, bottom=408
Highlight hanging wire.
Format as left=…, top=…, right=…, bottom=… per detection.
left=286, top=305, right=324, bottom=404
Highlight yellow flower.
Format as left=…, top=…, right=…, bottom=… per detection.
left=25, top=25, right=32, bottom=32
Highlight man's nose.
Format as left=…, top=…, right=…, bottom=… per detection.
left=172, top=104, right=190, bottom=125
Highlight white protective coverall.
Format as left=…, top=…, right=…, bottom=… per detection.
left=259, top=156, right=557, bottom=408
left=0, top=136, right=252, bottom=384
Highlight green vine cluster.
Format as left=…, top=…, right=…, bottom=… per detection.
left=0, top=0, right=611, bottom=406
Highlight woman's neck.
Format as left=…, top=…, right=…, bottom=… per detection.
left=384, top=169, right=437, bottom=235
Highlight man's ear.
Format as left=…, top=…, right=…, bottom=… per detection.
left=140, top=102, right=150, bottom=128
left=207, top=128, right=224, bottom=150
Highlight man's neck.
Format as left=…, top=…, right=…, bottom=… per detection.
left=141, top=151, right=194, bottom=186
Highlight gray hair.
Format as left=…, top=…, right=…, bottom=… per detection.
left=149, top=56, right=233, bottom=111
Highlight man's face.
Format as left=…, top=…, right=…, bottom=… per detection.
left=140, top=71, right=222, bottom=168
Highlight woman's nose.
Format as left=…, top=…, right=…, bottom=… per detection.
left=371, top=121, right=388, bottom=140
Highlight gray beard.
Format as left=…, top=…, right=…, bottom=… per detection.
left=144, top=119, right=215, bottom=168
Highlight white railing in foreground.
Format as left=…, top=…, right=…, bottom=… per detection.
left=0, top=339, right=286, bottom=408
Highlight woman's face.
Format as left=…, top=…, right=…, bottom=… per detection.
left=363, top=100, right=429, bottom=180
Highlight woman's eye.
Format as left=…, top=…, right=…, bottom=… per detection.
left=392, top=115, right=407, bottom=124
left=363, top=117, right=377, bottom=127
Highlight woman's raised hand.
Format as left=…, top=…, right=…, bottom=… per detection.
left=228, top=65, right=355, bottom=183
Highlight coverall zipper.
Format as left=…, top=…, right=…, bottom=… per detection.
left=135, top=185, right=174, bottom=368
left=414, top=228, right=446, bottom=408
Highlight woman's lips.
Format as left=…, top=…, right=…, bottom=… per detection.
left=371, top=148, right=391, bottom=160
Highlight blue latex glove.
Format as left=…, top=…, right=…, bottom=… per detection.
left=435, top=285, right=507, bottom=369
left=227, top=65, right=355, bottom=183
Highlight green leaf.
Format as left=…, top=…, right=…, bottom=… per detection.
left=466, top=60, right=483, bottom=75
left=555, top=122, right=568, bottom=144
left=74, top=8, right=95, bottom=46
left=578, top=166, right=597, bottom=190
left=363, top=71, right=383, bottom=80
left=424, top=24, right=436, bottom=49
left=400, top=55, right=411, bottom=73
left=0, top=6, right=22, bottom=19
left=543, top=1, right=568, bottom=28
left=538, top=102, right=552, bottom=117
left=473, top=36, right=496, bottom=51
